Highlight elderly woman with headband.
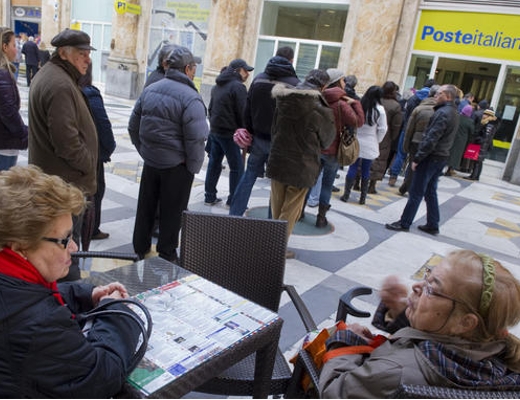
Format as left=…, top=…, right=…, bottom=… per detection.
left=0, top=165, right=144, bottom=398
left=0, top=27, right=28, bottom=170
left=319, top=249, right=520, bottom=398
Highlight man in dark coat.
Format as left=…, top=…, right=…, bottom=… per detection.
left=388, top=78, right=436, bottom=186
left=386, top=84, right=459, bottom=235
left=204, top=58, right=253, bottom=206
left=229, top=47, right=300, bottom=217
left=267, top=69, right=335, bottom=244
left=28, top=28, right=98, bottom=281
left=21, top=36, right=39, bottom=86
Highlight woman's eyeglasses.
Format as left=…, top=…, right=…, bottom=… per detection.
left=423, top=267, right=479, bottom=313
left=42, top=234, right=73, bottom=249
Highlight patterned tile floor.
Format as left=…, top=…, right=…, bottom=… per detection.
left=15, top=81, right=520, bottom=396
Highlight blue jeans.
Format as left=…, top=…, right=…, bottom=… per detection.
left=229, top=136, right=270, bottom=216
left=390, top=129, right=406, bottom=177
left=0, top=155, right=17, bottom=171
left=204, top=133, right=244, bottom=205
left=318, top=154, right=339, bottom=206
left=399, top=158, right=446, bottom=229
left=307, top=170, right=322, bottom=206
left=347, top=158, right=372, bottom=180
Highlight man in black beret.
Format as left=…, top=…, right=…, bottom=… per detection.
left=28, top=28, right=98, bottom=281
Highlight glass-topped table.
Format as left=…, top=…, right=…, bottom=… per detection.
left=86, top=256, right=283, bottom=398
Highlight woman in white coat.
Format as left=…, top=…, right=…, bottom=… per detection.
left=340, top=85, right=387, bottom=204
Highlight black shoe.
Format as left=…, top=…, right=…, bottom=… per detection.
left=204, top=198, right=222, bottom=206
left=385, top=221, right=409, bottom=232
left=464, top=176, right=478, bottom=181
left=418, top=225, right=439, bottom=235
left=331, top=185, right=340, bottom=192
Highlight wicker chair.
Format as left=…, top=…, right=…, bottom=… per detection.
left=179, top=210, right=317, bottom=397
left=292, top=286, right=520, bottom=399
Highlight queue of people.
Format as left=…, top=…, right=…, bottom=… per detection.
left=1, top=24, right=517, bottom=398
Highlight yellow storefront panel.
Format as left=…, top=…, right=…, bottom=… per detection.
left=415, top=10, right=520, bottom=62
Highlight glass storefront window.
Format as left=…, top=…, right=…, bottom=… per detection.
left=492, top=66, right=520, bottom=162
left=405, top=54, right=434, bottom=91
left=261, top=1, right=348, bottom=42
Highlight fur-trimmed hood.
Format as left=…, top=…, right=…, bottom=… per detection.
left=266, top=83, right=335, bottom=188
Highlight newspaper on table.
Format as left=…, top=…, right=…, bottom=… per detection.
left=127, top=274, right=279, bottom=396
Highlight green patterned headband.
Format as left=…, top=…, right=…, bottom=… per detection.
left=478, top=253, right=496, bottom=319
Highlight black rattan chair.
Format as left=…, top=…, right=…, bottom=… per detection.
left=292, top=286, right=520, bottom=399
left=179, top=210, right=317, bottom=397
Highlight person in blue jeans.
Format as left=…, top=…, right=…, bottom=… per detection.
left=388, top=79, right=436, bottom=186
left=386, top=84, right=459, bottom=235
left=229, top=47, right=300, bottom=216
left=204, top=58, right=253, bottom=206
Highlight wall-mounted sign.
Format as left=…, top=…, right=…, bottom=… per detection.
left=415, top=10, right=520, bottom=62
left=14, top=7, right=25, bottom=17
left=114, top=0, right=141, bottom=15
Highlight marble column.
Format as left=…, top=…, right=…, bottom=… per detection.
left=340, top=0, right=407, bottom=93
left=40, top=0, right=70, bottom=45
left=105, top=0, right=147, bottom=99
left=200, top=0, right=261, bottom=104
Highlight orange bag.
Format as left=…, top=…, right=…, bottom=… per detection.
left=290, top=321, right=387, bottom=393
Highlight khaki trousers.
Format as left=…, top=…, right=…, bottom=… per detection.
left=270, top=179, right=308, bottom=239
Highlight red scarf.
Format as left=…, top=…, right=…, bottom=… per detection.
left=0, top=247, right=66, bottom=306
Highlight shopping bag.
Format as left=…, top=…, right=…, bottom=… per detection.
left=463, top=143, right=481, bottom=160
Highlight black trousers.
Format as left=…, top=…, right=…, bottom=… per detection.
left=133, top=163, right=193, bottom=261
left=93, top=160, right=106, bottom=235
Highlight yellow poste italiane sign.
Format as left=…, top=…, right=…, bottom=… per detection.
left=414, top=10, right=520, bottom=62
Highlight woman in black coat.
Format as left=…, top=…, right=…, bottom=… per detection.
left=0, top=165, right=143, bottom=398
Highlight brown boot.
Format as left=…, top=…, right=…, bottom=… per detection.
left=316, top=203, right=331, bottom=228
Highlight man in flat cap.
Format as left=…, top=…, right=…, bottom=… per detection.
left=204, top=58, right=254, bottom=207
left=129, top=45, right=208, bottom=263
left=28, top=28, right=98, bottom=281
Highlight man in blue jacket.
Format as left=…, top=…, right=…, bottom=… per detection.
left=129, top=46, right=208, bottom=262
left=386, top=84, right=459, bottom=235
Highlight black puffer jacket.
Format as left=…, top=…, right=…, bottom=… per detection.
left=244, top=56, right=300, bottom=140
left=128, top=69, right=208, bottom=174
left=413, top=101, right=459, bottom=164
left=267, top=82, right=335, bottom=188
left=0, top=68, right=27, bottom=150
left=208, top=67, right=247, bottom=136
left=0, top=273, right=143, bottom=398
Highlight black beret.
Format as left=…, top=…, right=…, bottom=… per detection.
left=51, top=28, right=96, bottom=50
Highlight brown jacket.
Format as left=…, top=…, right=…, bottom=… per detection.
left=28, top=55, right=98, bottom=195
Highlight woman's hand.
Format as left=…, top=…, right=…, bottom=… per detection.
left=380, top=275, right=408, bottom=319
left=92, top=282, right=129, bottom=305
left=348, top=322, right=374, bottom=342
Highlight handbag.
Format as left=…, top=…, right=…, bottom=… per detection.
left=463, top=143, right=481, bottom=161
left=336, top=101, right=360, bottom=167
left=76, top=298, right=153, bottom=371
